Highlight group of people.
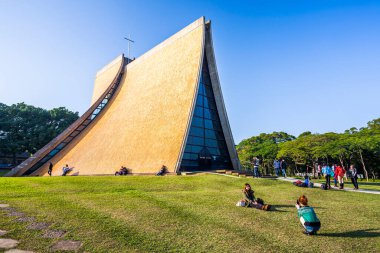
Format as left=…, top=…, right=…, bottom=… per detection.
left=49, top=164, right=169, bottom=177
left=273, top=159, right=287, bottom=177
left=251, top=158, right=288, bottom=177
left=46, top=162, right=72, bottom=176
left=319, top=164, right=359, bottom=190
left=238, top=183, right=320, bottom=235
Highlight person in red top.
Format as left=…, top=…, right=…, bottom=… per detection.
left=335, top=165, right=346, bottom=189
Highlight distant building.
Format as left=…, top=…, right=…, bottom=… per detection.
left=7, top=17, right=240, bottom=176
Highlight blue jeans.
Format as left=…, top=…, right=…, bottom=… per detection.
left=254, top=167, right=259, bottom=177
left=301, top=217, right=320, bottom=233
left=305, top=225, right=320, bottom=233
left=275, top=168, right=280, bottom=176
left=281, top=169, right=286, bottom=177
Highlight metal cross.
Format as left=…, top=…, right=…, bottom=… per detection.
left=124, top=35, right=134, bottom=59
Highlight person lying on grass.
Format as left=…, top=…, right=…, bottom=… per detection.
left=239, top=183, right=271, bottom=211
left=295, top=195, right=321, bottom=235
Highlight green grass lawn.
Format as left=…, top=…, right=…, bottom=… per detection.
left=0, top=175, right=379, bottom=253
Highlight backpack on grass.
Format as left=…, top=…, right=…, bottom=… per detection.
left=320, top=183, right=327, bottom=190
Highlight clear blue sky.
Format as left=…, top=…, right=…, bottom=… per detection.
left=1, top=0, right=380, bottom=143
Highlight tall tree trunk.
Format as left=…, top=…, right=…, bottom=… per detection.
left=263, top=161, right=267, bottom=175
left=12, top=152, right=16, bottom=165
left=370, top=169, right=375, bottom=181
left=358, top=149, right=369, bottom=182
left=339, top=155, right=345, bottom=170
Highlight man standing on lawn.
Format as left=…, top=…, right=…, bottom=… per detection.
left=280, top=159, right=287, bottom=178
left=322, top=164, right=332, bottom=189
left=273, top=159, right=281, bottom=177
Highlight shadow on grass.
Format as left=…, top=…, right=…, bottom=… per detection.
left=271, top=204, right=293, bottom=212
left=271, top=204, right=326, bottom=212
left=320, top=228, right=380, bottom=238
left=272, top=204, right=294, bottom=208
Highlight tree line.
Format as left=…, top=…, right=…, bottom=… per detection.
left=236, top=118, right=380, bottom=181
left=0, top=102, right=79, bottom=164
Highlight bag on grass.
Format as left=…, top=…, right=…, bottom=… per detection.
left=308, top=182, right=314, bottom=188
left=293, top=180, right=302, bottom=186
left=236, top=200, right=246, bottom=207
left=320, top=183, right=327, bottom=190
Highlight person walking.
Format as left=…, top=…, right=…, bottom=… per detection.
left=273, top=159, right=281, bottom=177
left=348, top=165, right=359, bottom=190
left=317, top=164, right=322, bottom=179
left=48, top=162, right=53, bottom=176
left=322, top=164, right=332, bottom=189
left=280, top=159, right=287, bottom=178
left=333, top=164, right=339, bottom=187
left=335, top=165, right=346, bottom=189
left=253, top=158, right=260, bottom=177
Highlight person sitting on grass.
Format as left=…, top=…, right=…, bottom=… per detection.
left=62, top=164, right=72, bottom=176
left=295, top=195, right=321, bottom=235
left=156, top=165, right=167, bottom=176
left=241, top=183, right=271, bottom=211
left=115, top=166, right=128, bottom=176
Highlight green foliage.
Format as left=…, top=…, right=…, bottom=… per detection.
left=237, top=132, right=295, bottom=173
left=238, top=118, right=380, bottom=179
left=0, top=102, right=78, bottom=164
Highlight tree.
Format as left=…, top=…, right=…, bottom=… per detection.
left=349, top=127, right=380, bottom=181
left=238, top=117, right=380, bottom=179
left=0, top=102, right=79, bottom=164
left=237, top=132, right=295, bottom=174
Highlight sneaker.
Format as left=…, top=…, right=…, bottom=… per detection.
left=262, top=204, right=271, bottom=211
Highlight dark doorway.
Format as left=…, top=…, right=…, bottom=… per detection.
left=198, top=147, right=212, bottom=169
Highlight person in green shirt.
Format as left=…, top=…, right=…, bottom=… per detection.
left=295, top=195, right=321, bottom=235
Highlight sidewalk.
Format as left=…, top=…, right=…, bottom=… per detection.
left=276, top=177, right=380, bottom=195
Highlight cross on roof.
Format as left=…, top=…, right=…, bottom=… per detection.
left=124, top=35, right=134, bottom=59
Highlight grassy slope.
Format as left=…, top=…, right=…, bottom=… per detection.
left=0, top=175, right=379, bottom=253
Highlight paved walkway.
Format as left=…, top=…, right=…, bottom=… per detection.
left=195, top=172, right=380, bottom=195
left=0, top=203, right=82, bottom=252
left=276, top=177, right=380, bottom=195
